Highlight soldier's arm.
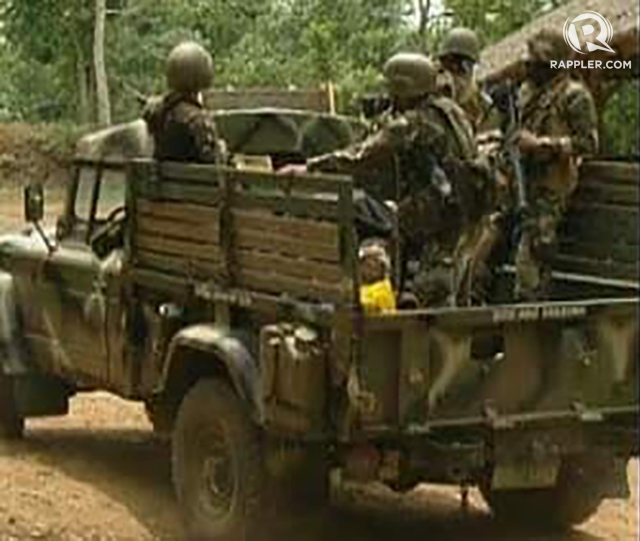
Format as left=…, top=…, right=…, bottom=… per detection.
left=522, top=87, right=598, bottom=157
left=561, top=87, right=599, bottom=155
left=192, top=110, right=226, bottom=163
left=307, top=117, right=414, bottom=175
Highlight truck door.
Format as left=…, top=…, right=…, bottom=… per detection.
left=34, top=163, right=126, bottom=386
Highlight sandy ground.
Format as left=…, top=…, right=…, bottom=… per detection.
left=0, top=392, right=636, bottom=541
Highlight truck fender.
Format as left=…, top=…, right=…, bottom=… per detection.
left=161, top=324, right=264, bottom=423
left=0, top=272, right=27, bottom=375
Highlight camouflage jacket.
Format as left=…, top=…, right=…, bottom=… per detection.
left=307, top=96, right=478, bottom=246
left=143, top=92, right=225, bottom=163
left=435, top=62, right=487, bottom=131
left=520, top=74, right=598, bottom=199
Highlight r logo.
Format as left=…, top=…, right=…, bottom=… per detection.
left=563, top=11, right=615, bottom=54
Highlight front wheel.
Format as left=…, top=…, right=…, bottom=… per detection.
left=481, top=455, right=627, bottom=530
left=172, top=379, right=267, bottom=541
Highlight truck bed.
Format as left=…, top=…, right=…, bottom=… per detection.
left=355, top=297, right=638, bottom=436
left=123, top=157, right=638, bottom=442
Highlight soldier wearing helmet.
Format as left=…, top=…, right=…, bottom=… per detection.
left=513, top=29, right=598, bottom=300
left=143, top=41, right=226, bottom=163
left=435, top=27, right=487, bottom=130
left=279, top=53, right=487, bottom=307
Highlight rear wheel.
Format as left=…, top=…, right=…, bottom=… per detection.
left=0, top=372, right=24, bottom=439
left=172, top=379, right=267, bottom=541
left=481, top=455, right=626, bottom=530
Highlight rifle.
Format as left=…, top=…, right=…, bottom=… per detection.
left=487, top=80, right=527, bottom=215
left=121, top=80, right=150, bottom=107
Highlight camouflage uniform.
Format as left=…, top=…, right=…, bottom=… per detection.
left=515, top=30, right=599, bottom=300
left=451, top=129, right=513, bottom=306
left=144, top=93, right=223, bottom=163
left=430, top=28, right=506, bottom=305
left=435, top=67, right=486, bottom=131
left=307, top=55, right=478, bottom=306
left=143, top=42, right=225, bottom=163
left=435, top=28, right=488, bottom=132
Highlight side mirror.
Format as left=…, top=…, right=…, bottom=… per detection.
left=24, top=184, right=56, bottom=253
left=24, top=184, right=45, bottom=223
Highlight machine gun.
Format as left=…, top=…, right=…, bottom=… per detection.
left=487, top=80, right=527, bottom=216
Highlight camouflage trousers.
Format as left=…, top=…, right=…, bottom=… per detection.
left=411, top=237, right=458, bottom=308
left=515, top=194, right=565, bottom=301
left=452, top=212, right=505, bottom=306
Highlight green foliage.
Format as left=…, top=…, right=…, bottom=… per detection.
left=0, top=40, right=71, bottom=121
left=0, top=0, right=412, bottom=123
left=601, top=80, right=640, bottom=157
left=0, top=0, right=637, bottom=159
left=440, top=0, right=557, bottom=48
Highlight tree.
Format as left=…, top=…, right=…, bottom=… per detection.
left=94, top=0, right=111, bottom=125
left=0, top=0, right=95, bottom=122
left=442, top=0, right=555, bottom=46
left=416, top=0, right=431, bottom=51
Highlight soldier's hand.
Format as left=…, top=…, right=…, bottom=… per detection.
left=517, top=130, right=540, bottom=154
left=277, top=164, right=308, bottom=176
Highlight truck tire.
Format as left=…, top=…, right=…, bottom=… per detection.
left=481, top=455, right=621, bottom=530
left=172, top=379, right=267, bottom=541
left=0, top=372, right=24, bottom=439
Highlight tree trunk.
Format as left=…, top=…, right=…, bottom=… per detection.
left=93, top=0, right=111, bottom=126
left=417, top=0, right=431, bottom=53
left=76, top=44, right=91, bottom=124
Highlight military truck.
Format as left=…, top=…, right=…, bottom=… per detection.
left=0, top=108, right=637, bottom=540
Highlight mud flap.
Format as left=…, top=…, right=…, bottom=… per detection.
left=13, top=375, right=70, bottom=417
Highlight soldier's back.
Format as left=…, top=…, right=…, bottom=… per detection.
left=144, top=93, right=221, bottom=163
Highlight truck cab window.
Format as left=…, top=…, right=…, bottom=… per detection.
left=75, top=168, right=126, bottom=222
left=74, top=167, right=98, bottom=223
left=95, top=169, right=126, bottom=220
left=68, top=166, right=126, bottom=243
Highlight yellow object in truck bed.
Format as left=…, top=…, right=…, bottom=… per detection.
left=360, top=279, right=396, bottom=314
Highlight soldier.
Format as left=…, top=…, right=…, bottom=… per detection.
left=279, top=53, right=481, bottom=307
left=143, top=41, right=226, bottom=163
left=435, top=27, right=487, bottom=131
left=513, top=29, right=599, bottom=300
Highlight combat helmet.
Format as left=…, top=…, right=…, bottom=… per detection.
left=437, top=28, right=481, bottom=63
left=383, top=53, right=436, bottom=98
left=526, top=29, right=570, bottom=63
left=166, top=41, right=214, bottom=93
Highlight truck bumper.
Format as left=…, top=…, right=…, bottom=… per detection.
left=350, top=407, right=639, bottom=491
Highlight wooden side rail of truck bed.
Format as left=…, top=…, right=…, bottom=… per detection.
left=126, top=160, right=360, bottom=309
left=552, top=159, right=639, bottom=292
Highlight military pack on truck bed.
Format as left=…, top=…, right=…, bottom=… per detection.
left=0, top=107, right=638, bottom=540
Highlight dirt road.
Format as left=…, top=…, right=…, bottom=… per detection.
left=0, top=393, right=636, bottom=541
